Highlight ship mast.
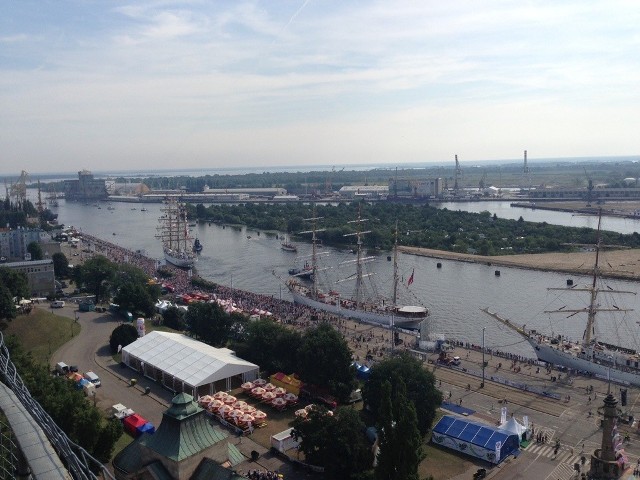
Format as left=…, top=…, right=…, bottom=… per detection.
left=344, top=204, right=371, bottom=309
left=299, top=206, right=325, bottom=300
left=545, top=209, right=635, bottom=348
left=585, top=212, right=603, bottom=346
left=392, top=221, right=398, bottom=308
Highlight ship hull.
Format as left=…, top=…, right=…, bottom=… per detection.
left=289, top=289, right=424, bottom=329
left=164, top=250, right=195, bottom=269
left=528, top=339, right=640, bottom=386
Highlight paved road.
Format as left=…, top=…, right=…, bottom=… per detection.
left=46, top=304, right=305, bottom=478
left=46, top=301, right=640, bottom=479
left=434, top=347, right=640, bottom=479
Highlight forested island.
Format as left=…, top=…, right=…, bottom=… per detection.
left=187, top=202, right=640, bottom=255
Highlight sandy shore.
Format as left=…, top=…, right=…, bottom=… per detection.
left=399, top=246, right=640, bottom=281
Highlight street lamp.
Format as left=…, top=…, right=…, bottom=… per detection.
left=481, top=327, right=486, bottom=388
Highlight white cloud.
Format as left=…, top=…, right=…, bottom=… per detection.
left=1, top=0, right=640, bottom=173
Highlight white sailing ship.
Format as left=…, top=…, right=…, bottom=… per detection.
left=485, top=212, right=640, bottom=386
left=286, top=209, right=428, bottom=329
left=156, top=199, right=196, bottom=269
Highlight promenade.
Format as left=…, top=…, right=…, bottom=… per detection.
left=60, top=234, right=640, bottom=479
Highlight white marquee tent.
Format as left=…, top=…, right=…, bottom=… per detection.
left=498, top=417, right=526, bottom=439
left=121, top=331, right=259, bottom=397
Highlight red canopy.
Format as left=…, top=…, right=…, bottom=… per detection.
left=123, top=413, right=147, bottom=437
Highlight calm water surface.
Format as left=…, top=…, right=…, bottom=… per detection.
left=50, top=200, right=640, bottom=356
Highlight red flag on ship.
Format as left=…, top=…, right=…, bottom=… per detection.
left=407, top=268, right=415, bottom=286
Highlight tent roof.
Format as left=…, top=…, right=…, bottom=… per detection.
left=124, top=414, right=147, bottom=429
left=122, top=331, right=258, bottom=388
left=499, top=417, right=526, bottom=436
left=433, top=415, right=516, bottom=449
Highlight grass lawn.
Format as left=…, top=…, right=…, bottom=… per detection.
left=418, top=411, right=477, bottom=480
left=3, top=309, right=80, bottom=365
left=111, top=432, right=134, bottom=459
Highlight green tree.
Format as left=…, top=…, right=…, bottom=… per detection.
left=4, top=336, right=122, bottom=462
left=298, top=323, right=355, bottom=400
left=162, top=306, right=186, bottom=330
left=0, top=284, right=17, bottom=325
left=113, top=281, right=156, bottom=317
left=292, top=406, right=373, bottom=479
left=375, top=381, right=396, bottom=480
left=186, top=302, right=234, bottom=347
left=0, top=267, right=29, bottom=298
left=26, top=241, right=43, bottom=260
left=109, top=323, right=139, bottom=354
left=363, top=352, right=441, bottom=435
left=52, top=252, right=69, bottom=278
left=232, top=319, right=301, bottom=374
left=375, top=380, right=422, bottom=480
left=0, top=267, right=29, bottom=324
left=93, top=418, right=124, bottom=463
left=111, top=263, right=161, bottom=313
left=74, top=256, right=117, bottom=302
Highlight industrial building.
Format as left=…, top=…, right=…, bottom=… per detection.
left=2, top=259, right=55, bottom=297
left=338, top=185, right=389, bottom=199
left=63, top=170, right=107, bottom=200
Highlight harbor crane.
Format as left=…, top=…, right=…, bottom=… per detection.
left=9, top=170, right=29, bottom=209
left=453, top=155, right=462, bottom=196
left=584, top=168, right=594, bottom=206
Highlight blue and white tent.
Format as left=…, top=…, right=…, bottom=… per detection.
left=431, top=415, right=519, bottom=464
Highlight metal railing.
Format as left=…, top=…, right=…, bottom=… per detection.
left=0, top=332, right=115, bottom=480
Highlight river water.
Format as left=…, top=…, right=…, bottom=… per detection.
left=49, top=200, right=640, bottom=357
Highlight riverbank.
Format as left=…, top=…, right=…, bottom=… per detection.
left=399, top=245, right=640, bottom=281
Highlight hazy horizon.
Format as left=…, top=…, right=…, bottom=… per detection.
left=2, top=1, right=639, bottom=174
left=3, top=154, right=639, bottom=181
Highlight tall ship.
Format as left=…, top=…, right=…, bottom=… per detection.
left=286, top=209, right=428, bottom=329
left=281, top=234, right=298, bottom=252
left=484, top=212, right=640, bottom=386
left=156, top=199, right=196, bottom=269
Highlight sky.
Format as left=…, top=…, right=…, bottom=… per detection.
left=1, top=1, right=640, bottom=175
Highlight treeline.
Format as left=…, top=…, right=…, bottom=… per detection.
left=187, top=202, right=640, bottom=255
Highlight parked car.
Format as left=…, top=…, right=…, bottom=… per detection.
left=84, top=371, right=101, bottom=387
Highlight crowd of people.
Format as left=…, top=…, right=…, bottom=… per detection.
left=69, top=234, right=413, bottom=364
left=245, top=470, right=283, bottom=480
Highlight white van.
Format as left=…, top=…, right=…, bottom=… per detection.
left=84, top=371, right=101, bottom=387
left=55, top=361, right=69, bottom=375
left=50, top=300, right=65, bottom=308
